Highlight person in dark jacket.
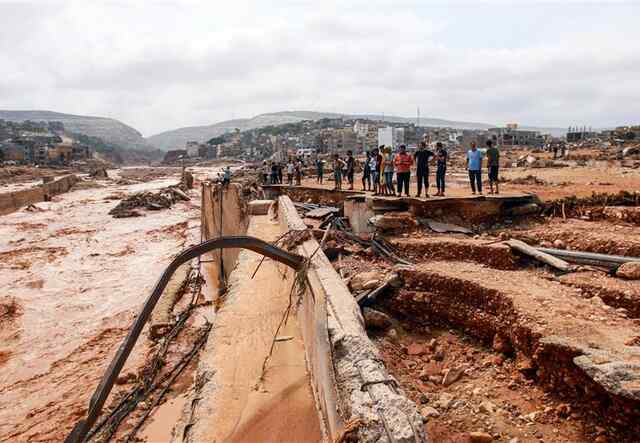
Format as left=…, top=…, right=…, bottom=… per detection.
left=486, top=140, right=500, bottom=194
left=435, top=142, right=448, bottom=196
left=346, top=150, right=355, bottom=190
left=414, top=142, right=435, bottom=198
left=362, top=151, right=372, bottom=191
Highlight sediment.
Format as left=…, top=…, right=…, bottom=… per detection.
left=386, top=261, right=640, bottom=432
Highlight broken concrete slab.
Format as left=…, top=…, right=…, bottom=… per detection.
left=419, top=218, right=472, bottom=234
left=247, top=199, right=274, bottom=215
left=305, top=206, right=339, bottom=219
left=370, top=211, right=418, bottom=231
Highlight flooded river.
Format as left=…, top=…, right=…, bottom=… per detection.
left=0, top=170, right=203, bottom=442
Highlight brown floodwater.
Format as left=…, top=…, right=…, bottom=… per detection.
left=0, top=170, right=204, bottom=442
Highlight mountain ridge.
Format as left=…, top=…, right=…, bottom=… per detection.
left=0, top=110, right=153, bottom=151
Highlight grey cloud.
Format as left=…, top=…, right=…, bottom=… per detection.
left=0, top=1, right=639, bottom=135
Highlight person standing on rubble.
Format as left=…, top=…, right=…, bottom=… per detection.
left=270, top=162, right=279, bottom=184
left=466, top=142, right=484, bottom=194
left=287, top=159, right=294, bottom=185
left=383, top=146, right=395, bottom=195
left=435, top=142, right=448, bottom=196
left=262, top=161, right=269, bottom=184
left=294, top=160, right=303, bottom=186
left=332, top=154, right=346, bottom=190
left=346, top=150, right=355, bottom=190
left=394, top=144, right=413, bottom=197
left=316, top=157, right=324, bottom=184
left=222, top=166, right=231, bottom=186
left=362, top=151, right=372, bottom=191
left=414, top=141, right=435, bottom=198
left=277, top=162, right=283, bottom=184
left=486, top=140, right=500, bottom=194
left=371, top=147, right=381, bottom=195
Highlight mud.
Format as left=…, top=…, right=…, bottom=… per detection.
left=384, top=263, right=640, bottom=439
left=0, top=169, right=202, bottom=442
left=388, top=235, right=517, bottom=270
left=502, top=218, right=640, bottom=257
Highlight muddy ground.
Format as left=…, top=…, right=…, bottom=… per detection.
left=329, top=219, right=640, bottom=442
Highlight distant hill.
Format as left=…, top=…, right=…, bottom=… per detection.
left=0, top=110, right=153, bottom=151
left=146, top=111, right=565, bottom=150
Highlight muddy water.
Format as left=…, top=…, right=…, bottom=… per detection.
left=0, top=171, right=205, bottom=442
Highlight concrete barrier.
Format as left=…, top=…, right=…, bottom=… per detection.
left=200, top=182, right=250, bottom=295
left=0, top=175, right=79, bottom=216
left=278, top=196, right=426, bottom=443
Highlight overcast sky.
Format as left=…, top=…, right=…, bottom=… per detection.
left=1, top=1, right=639, bottom=136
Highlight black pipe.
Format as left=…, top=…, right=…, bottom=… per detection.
left=537, top=247, right=640, bottom=267
left=65, top=236, right=304, bottom=443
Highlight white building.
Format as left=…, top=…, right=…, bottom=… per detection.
left=354, top=121, right=369, bottom=137
left=185, top=141, right=201, bottom=157
left=394, top=128, right=405, bottom=146
left=378, top=127, right=405, bottom=148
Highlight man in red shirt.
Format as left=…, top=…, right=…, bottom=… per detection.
left=393, top=145, right=413, bottom=196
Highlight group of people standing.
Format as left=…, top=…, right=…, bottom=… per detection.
left=329, top=139, right=500, bottom=196
left=343, top=141, right=449, bottom=197
left=465, top=140, right=501, bottom=195
left=262, top=158, right=304, bottom=186
left=267, top=139, right=501, bottom=197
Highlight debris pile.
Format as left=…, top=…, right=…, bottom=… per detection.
left=0, top=296, right=22, bottom=323
left=506, top=174, right=547, bottom=185
left=542, top=191, right=640, bottom=219
left=89, top=168, right=109, bottom=179
left=109, top=183, right=190, bottom=218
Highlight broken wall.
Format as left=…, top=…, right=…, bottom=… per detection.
left=200, top=182, right=250, bottom=295
left=0, top=174, right=79, bottom=215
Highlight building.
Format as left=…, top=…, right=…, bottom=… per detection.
left=0, top=142, right=25, bottom=162
left=48, top=142, right=73, bottom=164
left=613, top=125, right=640, bottom=141
left=378, top=127, right=405, bottom=148
left=163, top=149, right=187, bottom=163
left=488, top=127, right=544, bottom=147
left=378, top=127, right=393, bottom=148
left=566, top=127, right=597, bottom=143
left=72, top=143, right=91, bottom=160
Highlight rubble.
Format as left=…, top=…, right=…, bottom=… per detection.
left=108, top=183, right=190, bottom=218
left=89, top=167, right=109, bottom=179
left=349, top=270, right=383, bottom=291
left=362, top=307, right=392, bottom=330
left=616, top=262, right=640, bottom=280
left=369, top=211, right=418, bottom=231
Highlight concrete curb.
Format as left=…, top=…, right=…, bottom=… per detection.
left=0, top=174, right=79, bottom=215
left=278, top=196, right=426, bottom=443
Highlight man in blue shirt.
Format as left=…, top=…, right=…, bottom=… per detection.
left=466, top=142, right=484, bottom=195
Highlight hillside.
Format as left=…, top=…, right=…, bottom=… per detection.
left=146, top=111, right=565, bottom=150
left=0, top=110, right=152, bottom=151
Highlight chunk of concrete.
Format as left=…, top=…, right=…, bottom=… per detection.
left=248, top=199, right=274, bottom=215
left=350, top=270, right=382, bottom=291
left=362, top=307, right=392, bottom=330
left=370, top=211, right=418, bottom=231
